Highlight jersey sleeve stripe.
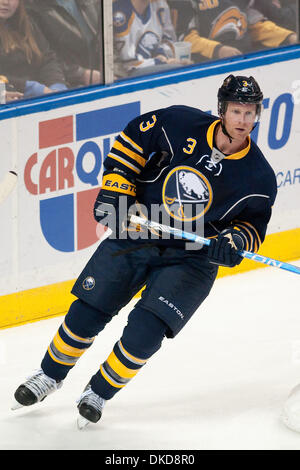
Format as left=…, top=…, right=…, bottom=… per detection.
left=240, top=220, right=262, bottom=247
left=235, top=220, right=262, bottom=252
left=112, top=140, right=147, bottom=167
left=234, top=222, right=254, bottom=251
left=120, top=131, right=144, bottom=153
left=106, top=153, right=141, bottom=174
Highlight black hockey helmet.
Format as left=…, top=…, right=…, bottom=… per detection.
left=218, top=74, right=263, bottom=116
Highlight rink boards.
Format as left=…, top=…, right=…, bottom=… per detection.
left=1, top=47, right=300, bottom=328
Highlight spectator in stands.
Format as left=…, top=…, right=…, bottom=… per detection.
left=247, top=0, right=297, bottom=49
left=0, top=0, right=67, bottom=100
left=251, top=0, right=298, bottom=36
left=169, top=0, right=243, bottom=60
left=113, top=0, right=192, bottom=79
left=0, top=75, right=23, bottom=101
left=168, top=0, right=297, bottom=64
left=5, top=90, right=23, bottom=101
left=27, top=0, right=102, bottom=88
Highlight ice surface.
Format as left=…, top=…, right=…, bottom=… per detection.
left=1, top=261, right=300, bottom=450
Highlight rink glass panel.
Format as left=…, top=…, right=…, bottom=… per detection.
left=0, top=0, right=104, bottom=105
left=112, top=0, right=300, bottom=81
left=0, top=1, right=299, bottom=103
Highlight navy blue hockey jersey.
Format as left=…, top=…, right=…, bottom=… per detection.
left=104, top=105, right=277, bottom=252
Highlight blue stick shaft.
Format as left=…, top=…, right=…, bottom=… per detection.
left=130, top=216, right=300, bottom=276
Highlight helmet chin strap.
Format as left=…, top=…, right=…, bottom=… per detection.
left=220, top=117, right=233, bottom=144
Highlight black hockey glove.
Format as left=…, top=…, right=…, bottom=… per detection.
left=208, top=228, right=244, bottom=268
left=94, top=169, right=136, bottom=234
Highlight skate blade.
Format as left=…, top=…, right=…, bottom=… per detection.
left=77, top=415, right=91, bottom=430
left=11, top=398, right=24, bottom=410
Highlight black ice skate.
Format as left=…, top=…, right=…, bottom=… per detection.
left=77, top=384, right=106, bottom=430
left=11, top=368, right=63, bottom=410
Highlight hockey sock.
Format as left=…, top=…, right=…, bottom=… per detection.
left=90, top=307, right=168, bottom=400
left=41, top=299, right=113, bottom=381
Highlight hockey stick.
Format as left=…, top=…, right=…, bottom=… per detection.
left=0, top=170, right=18, bottom=205
left=130, top=215, right=300, bottom=276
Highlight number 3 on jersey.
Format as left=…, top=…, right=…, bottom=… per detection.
left=140, top=115, right=157, bottom=132
left=183, top=138, right=197, bottom=154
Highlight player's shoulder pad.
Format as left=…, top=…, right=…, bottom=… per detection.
left=250, top=140, right=278, bottom=202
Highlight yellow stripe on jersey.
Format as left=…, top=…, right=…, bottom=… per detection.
left=106, top=351, right=140, bottom=379
left=240, top=220, right=262, bottom=248
left=120, top=132, right=144, bottom=153
left=235, top=220, right=262, bottom=252
left=107, top=153, right=141, bottom=174
left=249, top=21, right=293, bottom=48
left=233, top=225, right=250, bottom=251
left=184, top=29, right=220, bottom=59
left=235, top=222, right=254, bottom=251
left=112, top=140, right=147, bottom=168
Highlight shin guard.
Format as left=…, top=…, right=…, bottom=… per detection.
left=90, top=307, right=168, bottom=399
left=41, top=299, right=113, bottom=381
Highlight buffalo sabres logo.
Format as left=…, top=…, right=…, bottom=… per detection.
left=82, top=276, right=95, bottom=291
left=113, top=11, right=126, bottom=28
left=137, top=32, right=160, bottom=59
left=210, top=7, right=247, bottom=40
left=162, top=166, right=213, bottom=221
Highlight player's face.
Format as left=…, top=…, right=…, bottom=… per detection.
left=223, top=102, right=257, bottom=142
left=0, top=0, right=19, bottom=20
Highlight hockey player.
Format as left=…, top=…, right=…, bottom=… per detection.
left=12, top=75, right=277, bottom=429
